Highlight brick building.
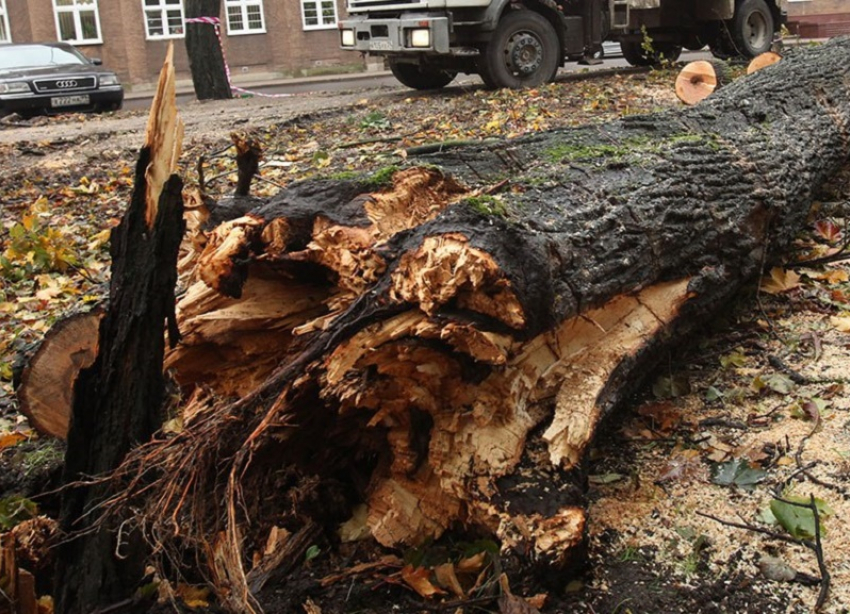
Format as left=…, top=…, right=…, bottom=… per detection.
left=787, top=0, right=850, bottom=37
left=0, top=0, right=364, bottom=86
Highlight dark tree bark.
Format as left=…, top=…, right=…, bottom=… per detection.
left=53, top=56, right=186, bottom=614
left=66, top=38, right=850, bottom=613
left=185, top=0, right=232, bottom=100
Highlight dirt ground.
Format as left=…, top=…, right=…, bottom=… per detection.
left=1, top=68, right=849, bottom=614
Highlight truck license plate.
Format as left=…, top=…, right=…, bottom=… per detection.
left=369, top=41, right=394, bottom=51
left=51, top=95, right=90, bottom=108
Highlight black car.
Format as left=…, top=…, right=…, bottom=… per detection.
left=0, top=42, right=124, bottom=118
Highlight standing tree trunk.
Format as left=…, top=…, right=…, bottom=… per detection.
left=185, top=0, right=232, bottom=100
left=53, top=48, right=186, bottom=614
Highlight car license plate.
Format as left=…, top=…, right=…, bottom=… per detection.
left=51, top=95, right=90, bottom=108
left=369, top=40, right=394, bottom=51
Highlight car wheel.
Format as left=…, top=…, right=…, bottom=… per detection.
left=478, top=10, right=560, bottom=89
left=388, top=60, right=457, bottom=90
left=621, top=41, right=682, bottom=66
left=728, top=0, right=774, bottom=58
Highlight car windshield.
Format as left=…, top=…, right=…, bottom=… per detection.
left=0, top=45, right=89, bottom=70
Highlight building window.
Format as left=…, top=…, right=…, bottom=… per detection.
left=143, top=0, right=185, bottom=39
left=53, top=0, right=102, bottom=44
left=0, top=0, right=10, bottom=44
left=301, top=0, right=337, bottom=30
left=225, top=0, right=265, bottom=35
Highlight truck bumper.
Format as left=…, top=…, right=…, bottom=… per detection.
left=339, top=14, right=451, bottom=54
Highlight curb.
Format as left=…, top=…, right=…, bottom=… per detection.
left=124, top=69, right=392, bottom=101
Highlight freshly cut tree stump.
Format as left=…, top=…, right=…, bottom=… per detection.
left=80, top=38, right=850, bottom=614
left=15, top=309, right=102, bottom=439
left=675, top=59, right=731, bottom=105
left=747, top=50, right=782, bottom=74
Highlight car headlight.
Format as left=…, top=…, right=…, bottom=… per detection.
left=340, top=29, right=355, bottom=47
left=0, top=82, right=30, bottom=94
left=407, top=28, right=430, bottom=48
left=99, top=74, right=120, bottom=87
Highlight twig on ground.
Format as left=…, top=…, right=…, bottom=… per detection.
left=698, top=496, right=832, bottom=612
left=767, top=355, right=808, bottom=384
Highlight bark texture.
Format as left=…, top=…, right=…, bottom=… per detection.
left=104, top=38, right=850, bottom=613
left=185, top=0, right=232, bottom=100
left=53, top=51, right=185, bottom=614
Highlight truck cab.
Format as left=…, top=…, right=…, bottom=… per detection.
left=339, top=0, right=786, bottom=89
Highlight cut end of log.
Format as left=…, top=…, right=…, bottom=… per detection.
left=144, top=42, right=184, bottom=229
left=747, top=51, right=782, bottom=74
left=675, top=60, right=729, bottom=105
left=16, top=309, right=103, bottom=439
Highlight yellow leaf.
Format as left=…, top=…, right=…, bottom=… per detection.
left=806, top=268, right=849, bottom=284
left=22, top=214, right=35, bottom=231
left=176, top=584, right=210, bottom=609
left=760, top=268, right=800, bottom=294
left=0, top=432, right=27, bottom=449
left=37, top=595, right=54, bottom=614
left=829, top=316, right=850, bottom=333
left=88, top=229, right=112, bottom=250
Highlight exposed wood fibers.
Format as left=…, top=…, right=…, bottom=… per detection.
left=154, top=157, right=697, bottom=596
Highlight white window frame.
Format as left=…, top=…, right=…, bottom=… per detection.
left=300, top=0, right=338, bottom=31
left=53, top=0, right=103, bottom=45
left=142, top=0, right=185, bottom=40
left=225, top=0, right=266, bottom=35
left=0, top=0, right=11, bottom=44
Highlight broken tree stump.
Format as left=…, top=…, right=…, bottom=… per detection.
left=52, top=45, right=185, bottom=614
left=15, top=308, right=103, bottom=439
left=89, top=38, right=850, bottom=613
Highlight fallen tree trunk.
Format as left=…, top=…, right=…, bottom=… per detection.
left=100, top=38, right=850, bottom=612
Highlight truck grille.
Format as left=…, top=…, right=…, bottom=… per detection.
left=33, top=76, right=97, bottom=93
left=348, top=0, right=425, bottom=10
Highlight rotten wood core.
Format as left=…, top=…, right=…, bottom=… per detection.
left=47, top=38, right=850, bottom=614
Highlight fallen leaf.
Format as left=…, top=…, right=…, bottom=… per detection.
left=710, top=458, right=766, bottom=491
left=637, top=400, right=682, bottom=432
left=760, top=268, right=800, bottom=294
left=829, top=316, right=850, bottom=333
left=814, top=219, right=842, bottom=243
left=175, top=584, right=210, bottom=609
left=303, top=597, right=322, bottom=614
left=770, top=494, right=833, bottom=539
left=434, top=562, right=465, bottom=598
left=401, top=565, right=445, bottom=598
left=0, top=432, right=27, bottom=449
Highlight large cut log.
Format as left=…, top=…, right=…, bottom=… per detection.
left=52, top=46, right=185, bottom=614
left=100, top=39, right=850, bottom=613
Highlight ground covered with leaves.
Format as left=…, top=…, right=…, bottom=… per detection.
left=1, top=65, right=849, bottom=613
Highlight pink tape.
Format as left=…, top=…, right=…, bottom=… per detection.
left=184, top=16, right=293, bottom=99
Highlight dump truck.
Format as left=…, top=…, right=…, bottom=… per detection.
left=339, top=0, right=786, bottom=89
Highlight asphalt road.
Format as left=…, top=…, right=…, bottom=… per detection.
left=124, top=49, right=711, bottom=112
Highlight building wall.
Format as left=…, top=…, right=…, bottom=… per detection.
left=3, top=0, right=362, bottom=87
left=787, top=0, right=848, bottom=18
left=787, top=0, right=850, bottom=36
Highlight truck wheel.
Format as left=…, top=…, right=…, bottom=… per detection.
left=389, top=61, right=457, bottom=90
left=478, top=11, right=560, bottom=89
left=729, top=0, right=774, bottom=58
left=621, top=41, right=682, bottom=66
